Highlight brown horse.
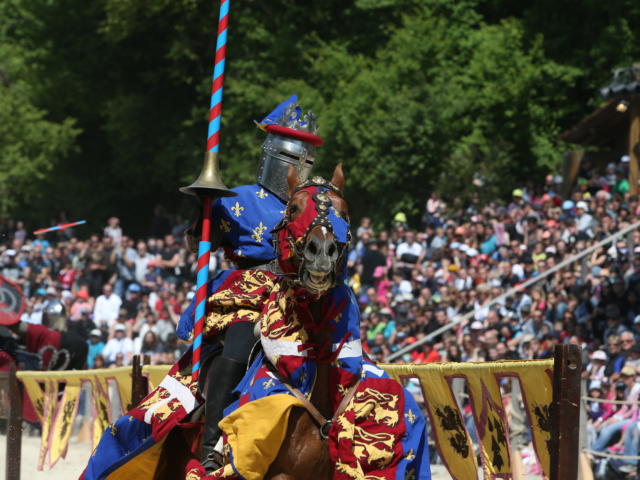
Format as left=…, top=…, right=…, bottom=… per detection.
left=154, top=165, right=351, bottom=480
left=264, top=164, right=351, bottom=480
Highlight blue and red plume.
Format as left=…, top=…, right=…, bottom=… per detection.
left=255, top=94, right=323, bottom=147
left=256, top=94, right=299, bottom=130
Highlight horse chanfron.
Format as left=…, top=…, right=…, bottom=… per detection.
left=275, top=163, right=350, bottom=297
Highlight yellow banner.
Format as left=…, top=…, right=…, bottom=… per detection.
left=18, top=367, right=133, bottom=469
left=37, top=380, right=57, bottom=470
left=49, top=380, right=81, bottom=466
left=380, top=359, right=554, bottom=479
left=91, top=376, right=112, bottom=450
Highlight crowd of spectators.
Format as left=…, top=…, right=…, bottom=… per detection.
left=0, top=213, right=197, bottom=368
left=2, top=158, right=640, bottom=465
left=344, top=157, right=640, bottom=468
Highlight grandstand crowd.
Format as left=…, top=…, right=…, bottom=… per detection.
left=1, top=157, right=640, bottom=464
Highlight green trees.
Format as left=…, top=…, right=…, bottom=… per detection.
left=1, top=0, right=640, bottom=232
left=0, top=3, right=79, bottom=216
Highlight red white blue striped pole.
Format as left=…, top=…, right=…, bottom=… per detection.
left=206, top=0, right=229, bottom=154
left=192, top=0, right=230, bottom=382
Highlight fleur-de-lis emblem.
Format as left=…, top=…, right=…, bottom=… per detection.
left=109, top=424, right=117, bottom=436
left=231, top=202, right=244, bottom=217
left=263, top=379, right=275, bottom=390
left=405, top=409, right=417, bottom=424
left=405, top=468, right=415, bottom=480
left=256, top=188, right=269, bottom=199
left=331, top=207, right=341, bottom=218
left=220, top=218, right=231, bottom=233
left=405, top=449, right=415, bottom=461
left=251, top=222, right=268, bottom=243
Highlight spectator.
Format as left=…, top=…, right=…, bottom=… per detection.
left=605, top=335, right=626, bottom=377
left=102, top=324, right=133, bottom=366
left=591, top=366, right=640, bottom=451
left=87, top=329, right=105, bottom=368
left=93, top=283, right=122, bottom=330
left=132, top=241, right=154, bottom=285
left=156, top=234, right=181, bottom=282
left=104, top=217, right=122, bottom=246
left=396, top=231, right=424, bottom=264
left=585, top=350, right=608, bottom=383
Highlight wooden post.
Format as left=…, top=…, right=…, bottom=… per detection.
left=129, top=355, right=150, bottom=410
left=562, top=150, right=584, bottom=199
left=6, top=362, right=22, bottom=480
left=629, top=97, right=640, bottom=196
left=550, top=344, right=581, bottom=480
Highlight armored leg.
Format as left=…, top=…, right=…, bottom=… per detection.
left=201, top=322, right=255, bottom=473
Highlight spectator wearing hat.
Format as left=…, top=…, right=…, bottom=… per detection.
left=102, top=324, right=133, bottom=366
left=1, top=249, right=20, bottom=282
left=575, top=201, right=595, bottom=238
left=87, top=329, right=105, bottom=368
left=603, top=303, right=628, bottom=340
left=122, top=283, right=142, bottom=318
left=586, top=350, right=609, bottom=383
left=586, top=380, right=606, bottom=424
left=70, top=289, right=93, bottom=321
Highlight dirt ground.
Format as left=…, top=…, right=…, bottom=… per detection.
left=0, top=434, right=91, bottom=479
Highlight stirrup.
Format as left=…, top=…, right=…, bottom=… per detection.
left=202, top=449, right=224, bottom=474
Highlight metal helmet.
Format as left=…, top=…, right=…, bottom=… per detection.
left=42, top=298, right=67, bottom=332
left=257, top=103, right=323, bottom=201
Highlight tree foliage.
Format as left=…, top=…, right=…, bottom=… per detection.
left=1, top=0, right=640, bottom=232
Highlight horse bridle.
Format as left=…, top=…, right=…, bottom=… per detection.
left=272, top=177, right=351, bottom=283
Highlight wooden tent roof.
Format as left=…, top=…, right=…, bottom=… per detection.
left=560, top=99, right=629, bottom=147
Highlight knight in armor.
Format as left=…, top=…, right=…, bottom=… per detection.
left=177, top=95, right=323, bottom=471
left=3, top=298, right=88, bottom=370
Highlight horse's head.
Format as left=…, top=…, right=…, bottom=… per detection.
left=274, top=164, right=350, bottom=297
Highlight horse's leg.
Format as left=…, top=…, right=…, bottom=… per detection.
left=153, top=424, right=199, bottom=480
left=265, top=408, right=332, bottom=480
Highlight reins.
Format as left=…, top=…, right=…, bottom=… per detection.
left=272, top=367, right=361, bottom=440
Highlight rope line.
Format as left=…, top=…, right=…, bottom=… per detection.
left=582, top=395, right=640, bottom=405
left=583, top=449, right=640, bottom=460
